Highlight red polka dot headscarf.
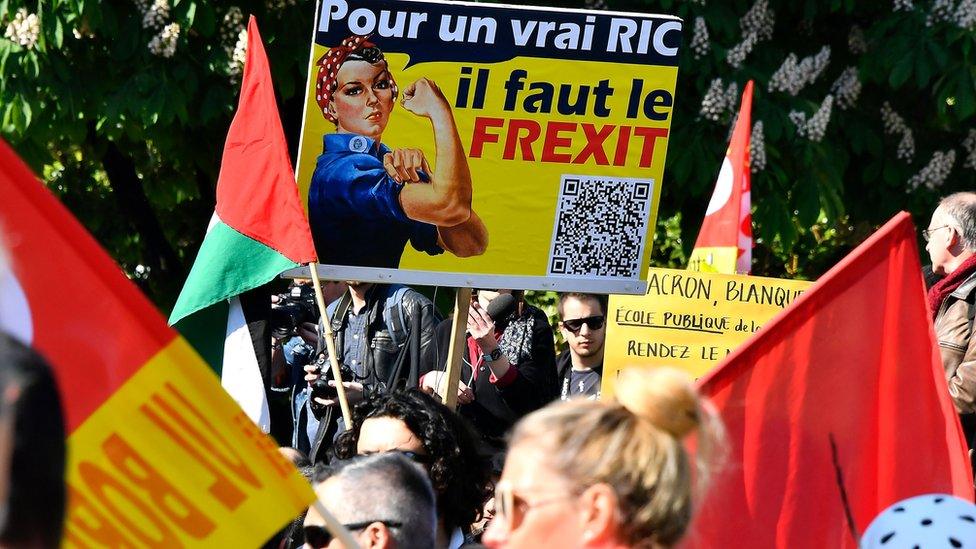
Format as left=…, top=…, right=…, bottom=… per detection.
left=315, top=34, right=399, bottom=124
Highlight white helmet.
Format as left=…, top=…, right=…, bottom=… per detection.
left=862, top=493, right=976, bottom=548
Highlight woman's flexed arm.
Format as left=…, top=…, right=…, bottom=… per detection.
left=397, top=78, right=473, bottom=227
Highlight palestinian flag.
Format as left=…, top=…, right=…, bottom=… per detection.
left=0, top=137, right=314, bottom=545
left=169, top=16, right=317, bottom=433
left=689, top=80, right=753, bottom=274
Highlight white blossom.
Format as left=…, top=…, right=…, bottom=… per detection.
left=848, top=25, right=868, bottom=55
left=148, top=22, right=180, bottom=58
left=727, top=32, right=758, bottom=69
left=700, top=78, right=728, bottom=122
left=881, top=102, right=916, bottom=162
left=795, top=95, right=834, bottom=142
left=908, top=150, right=956, bottom=190
left=928, top=0, right=955, bottom=26
left=221, top=6, right=245, bottom=56
left=791, top=96, right=835, bottom=142
left=750, top=121, right=766, bottom=173
left=893, top=0, right=914, bottom=11
left=898, top=132, right=916, bottom=162
left=955, top=0, right=976, bottom=29
left=962, top=129, right=976, bottom=169
left=768, top=46, right=830, bottom=96
left=142, top=0, right=169, bottom=29
left=831, top=67, right=862, bottom=110
left=229, top=28, right=248, bottom=78
left=265, top=0, right=299, bottom=9
left=725, top=82, right=740, bottom=110
left=4, top=8, right=39, bottom=49
left=740, top=0, right=775, bottom=42
left=691, top=17, right=710, bottom=59
left=221, top=7, right=244, bottom=42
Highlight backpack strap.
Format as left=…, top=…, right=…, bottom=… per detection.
left=382, top=285, right=410, bottom=347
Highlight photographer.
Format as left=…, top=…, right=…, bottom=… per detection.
left=304, top=282, right=438, bottom=463
left=270, top=281, right=336, bottom=452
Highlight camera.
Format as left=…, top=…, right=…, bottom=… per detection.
left=271, top=284, right=319, bottom=340
left=310, top=354, right=355, bottom=401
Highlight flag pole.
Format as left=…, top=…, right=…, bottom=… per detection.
left=312, top=499, right=362, bottom=549
left=307, top=262, right=353, bottom=427
left=441, top=288, right=471, bottom=409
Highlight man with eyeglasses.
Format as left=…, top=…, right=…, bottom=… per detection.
left=925, top=193, right=976, bottom=453
left=556, top=293, right=608, bottom=401
left=303, top=453, right=436, bottom=549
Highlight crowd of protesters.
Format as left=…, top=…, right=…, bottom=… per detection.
left=7, top=194, right=976, bottom=547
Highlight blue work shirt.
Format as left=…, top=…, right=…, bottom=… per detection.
left=308, top=133, right=443, bottom=268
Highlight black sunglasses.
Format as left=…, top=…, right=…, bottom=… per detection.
left=561, top=315, right=606, bottom=334
left=304, top=521, right=403, bottom=548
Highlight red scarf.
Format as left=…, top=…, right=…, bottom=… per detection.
left=927, top=254, right=976, bottom=318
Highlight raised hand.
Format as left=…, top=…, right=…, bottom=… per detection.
left=400, top=78, right=450, bottom=119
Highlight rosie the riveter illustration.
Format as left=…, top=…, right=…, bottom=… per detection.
left=308, top=35, right=488, bottom=269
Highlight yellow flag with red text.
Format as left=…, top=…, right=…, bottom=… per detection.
left=0, top=137, right=314, bottom=546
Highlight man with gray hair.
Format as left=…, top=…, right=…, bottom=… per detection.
left=302, top=453, right=436, bottom=549
left=925, top=192, right=976, bottom=422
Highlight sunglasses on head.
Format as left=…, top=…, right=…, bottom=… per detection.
left=303, top=521, right=403, bottom=548
left=561, top=315, right=606, bottom=334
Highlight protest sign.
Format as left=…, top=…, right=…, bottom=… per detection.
left=292, top=0, right=682, bottom=293
left=601, top=268, right=812, bottom=397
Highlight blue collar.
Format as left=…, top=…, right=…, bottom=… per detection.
left=323, top=133, right=383, bottom=156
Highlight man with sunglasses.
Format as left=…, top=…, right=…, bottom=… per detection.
left=303, top=453, right=436, bottom=549
left=556, top=293, right=608, bottom=400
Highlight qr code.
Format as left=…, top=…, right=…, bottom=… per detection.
left=547, top=175, right=654, bottom=279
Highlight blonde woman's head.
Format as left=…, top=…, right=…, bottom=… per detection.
left=483, top=367, right=722, bottom=549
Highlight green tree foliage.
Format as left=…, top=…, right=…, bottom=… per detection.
left=1, top=0, right=312, bottom=307
left=629, top=0, right=976, bottom=279
left=2, top=0, right=974, bottom=310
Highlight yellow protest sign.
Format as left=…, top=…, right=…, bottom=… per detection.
left=602, top=268, right=813, bottom=397
left=292, top=0, right=682, bottom=294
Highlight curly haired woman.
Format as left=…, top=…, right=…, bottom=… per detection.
left=334, top=389, right=492, bottom=549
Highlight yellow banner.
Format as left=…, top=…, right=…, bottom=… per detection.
left=294, top=0, right=682, bottom=294
left=62, top=338, right=313, bottom=548
left=687, top=246, right=738, bottom=274
left=602, top=268, right=813, bottom=397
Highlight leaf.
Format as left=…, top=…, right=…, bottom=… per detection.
left=184, top=3, right=196, bottom=27
left=195, top=4, right=216, bottom=37
left=915, top=51, right=932, bottom=88
left=53, top=15, right=64, bottom=49
left=889, top=56, right=913, bottom=89
left=794, top=175, right=821, bottom=228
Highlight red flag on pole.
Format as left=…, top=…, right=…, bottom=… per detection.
left=686, top=212, right=973, bottom=548
left=689, top=80, right=753, bottom=274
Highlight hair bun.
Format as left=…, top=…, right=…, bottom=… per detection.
left=615, top=367, right=700, bottom=438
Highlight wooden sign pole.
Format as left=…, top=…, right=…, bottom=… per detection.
left=440, top=288, right=472, bottom=409
left=307, top=263, right=353, bottom=427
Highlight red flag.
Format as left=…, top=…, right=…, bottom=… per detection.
left=689, top=80, right=753, bottom=274
left=215, top=16, right=317, bottom=264
left=686, top=212, right=973, bottom=548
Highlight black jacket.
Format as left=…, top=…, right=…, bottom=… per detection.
left=432, top=305, right=557, bottom=451
left=310, top=284, right=437, bottom=462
